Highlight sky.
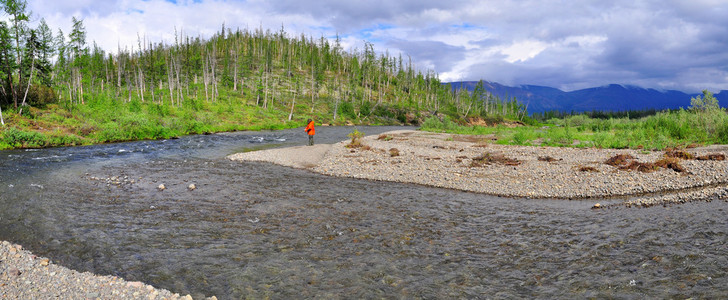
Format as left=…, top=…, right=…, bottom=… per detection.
left=20, top=0, right=728, bottom=93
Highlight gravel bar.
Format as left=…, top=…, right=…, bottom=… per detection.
left=7, top=130, right=723, bottom=299
left=0, top=241, right=218, bottom=299
left=229, top=130, right=728, bottom=208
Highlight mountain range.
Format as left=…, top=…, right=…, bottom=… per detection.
left=447, top=81, right=728, bottom=114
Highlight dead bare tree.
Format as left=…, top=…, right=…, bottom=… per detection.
left=18, top=47, right=37, bottom=115
left=202, top=48, right=209, bottom=102
left=166, top=51, right=174, bottom=106
left=174, top=52, right=183, bottom=106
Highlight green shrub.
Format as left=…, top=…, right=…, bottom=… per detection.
left=128, top=99, right=143, bottom=113
left=512, top=130, right=530, bottom=145
left=1, top=127, right=47, bottom=148
left=347, top=129, right=365, bottom=147
left=360, top=101, right=372, bottom=117
left=421, top=115, right=460, bottom=132
left=565, top=114, right=590, bottom=128
left=717, top=121, right=728, bottom=144
left=339, top=101, right=356, bottom=119
left=373, top=105, right=395, bottom=119
left=95, top=122, right=126, bottom=142
left=46, top=130, right=84, bottom=146
left=27, top=85, right=58, bottom=107
left=592, top=132, right=609, bottom=148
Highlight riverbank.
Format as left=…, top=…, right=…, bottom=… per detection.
left=0, top=241, right=217, bottom=299
left=228, top=130, right=728, bottom=208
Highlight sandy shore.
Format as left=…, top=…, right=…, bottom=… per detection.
left=229, top=130, right=728, bottom=208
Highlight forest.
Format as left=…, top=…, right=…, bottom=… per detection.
left=0, top=0, right=527, bottom=149
left=1, top=0, right=725, bottom=151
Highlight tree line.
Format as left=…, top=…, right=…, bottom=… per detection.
left=0, top=0, right=527, bottom=128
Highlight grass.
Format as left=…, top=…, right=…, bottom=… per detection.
left=0, top=95, right=316, bottom=149
left=421, top=108, right=728, bottom=150
left=0, top=85, right=421, bottom=150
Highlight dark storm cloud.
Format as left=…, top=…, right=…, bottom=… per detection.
left=264, top=0, right=462, bottom=30
left=386, top=39, right=467, bottom=73
left=448, top=1, right=728, bottom=91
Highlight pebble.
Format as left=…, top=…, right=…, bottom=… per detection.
left=158, top=184, right=166, bottom=191
left=0, top=241, right=218, bottom=299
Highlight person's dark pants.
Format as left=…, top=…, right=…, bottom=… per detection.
left=308, top=135, right=314, bottom=146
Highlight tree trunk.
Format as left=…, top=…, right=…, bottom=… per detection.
left=263, top=72, right=268, bottom=109
left=137, top=64, right=145, bottom=102
left=167, top=55, right=174, bottom=106
left=233, top=46, right=238, bottom=91
left=12, top=17, right=22, bottom=109
left=310, top=63, right=315, bottom=113
left=67, top=81, right=72, bottom=105
left=78, top=71, right=84, bottom=104
left=203, top=53, right=209, bottom=102
left=18, top=55, right=36, bottom=115
left=175, top=56, right=183, bottom=106
left=333, top=77, right=339, bottom=120
left=288, top=90, right=296, bottom=121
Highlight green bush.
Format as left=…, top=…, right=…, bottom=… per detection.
left=128, top=99, right=142, bottom=113
left=27, top=85, right=58, bottom=107
left=421, top=115, right=460, bottom=132
left=1, top=127, right=47, bottom=148
left=95, top=122, right=126, bottom=142
left=46, top=130, right=84, bottom=146
left=360, top=101, right=372, bottom=117
left=511, top=131, right=528, bottom=145
left=373, top=105, right=395, bottom=119
left=592, top=132, right=609, bottom=148
left=339, top=101, right=356, bottom=119
left=347, top=129, right=365, bottom=147
left=717, top=121, right=728, bottom=143
left=545, top=127, right=572, bottom=146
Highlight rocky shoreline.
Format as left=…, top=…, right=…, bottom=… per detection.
left=229, top=130, right=728, bottom=208
left=4, top=130, right=726, bottom=299
left=0, top=241, right=217, bottom=299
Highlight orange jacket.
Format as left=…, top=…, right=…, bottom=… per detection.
left=305, top=120, right=315, bottom=135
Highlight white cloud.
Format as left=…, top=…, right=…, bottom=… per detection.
left=499, top=40, right=548, bottom=63
left=19, top=0, right=728, bottom=92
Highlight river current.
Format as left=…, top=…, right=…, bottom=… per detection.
left=1, top=126, right=726, bottom=299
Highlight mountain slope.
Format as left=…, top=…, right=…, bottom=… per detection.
left=447, top=81, right=726, bottom=114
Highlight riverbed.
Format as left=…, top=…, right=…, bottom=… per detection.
left=1, top=126, right=726, bottom=299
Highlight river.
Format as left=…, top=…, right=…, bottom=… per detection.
left=1, top=126, right=726, bottom=299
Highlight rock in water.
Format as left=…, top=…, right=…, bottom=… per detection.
left=157, top=184, right=166, bottom=191
left=188, top=184, right=196, bottom=191
left=592, top=203, right=602, bottom=209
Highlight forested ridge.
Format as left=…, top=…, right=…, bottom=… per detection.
left=0, top=0, right=527, bottom=149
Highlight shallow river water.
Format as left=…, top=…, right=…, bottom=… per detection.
left=1, top=126, right=726, bottom=299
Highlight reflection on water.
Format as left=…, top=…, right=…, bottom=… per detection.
left=1, top=127, right=726, bottom=299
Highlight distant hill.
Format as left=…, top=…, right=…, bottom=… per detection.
left=446, top=81, right=728, bottom=114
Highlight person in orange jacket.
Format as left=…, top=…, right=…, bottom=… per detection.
left=305, top=119, right=315, bottom=146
